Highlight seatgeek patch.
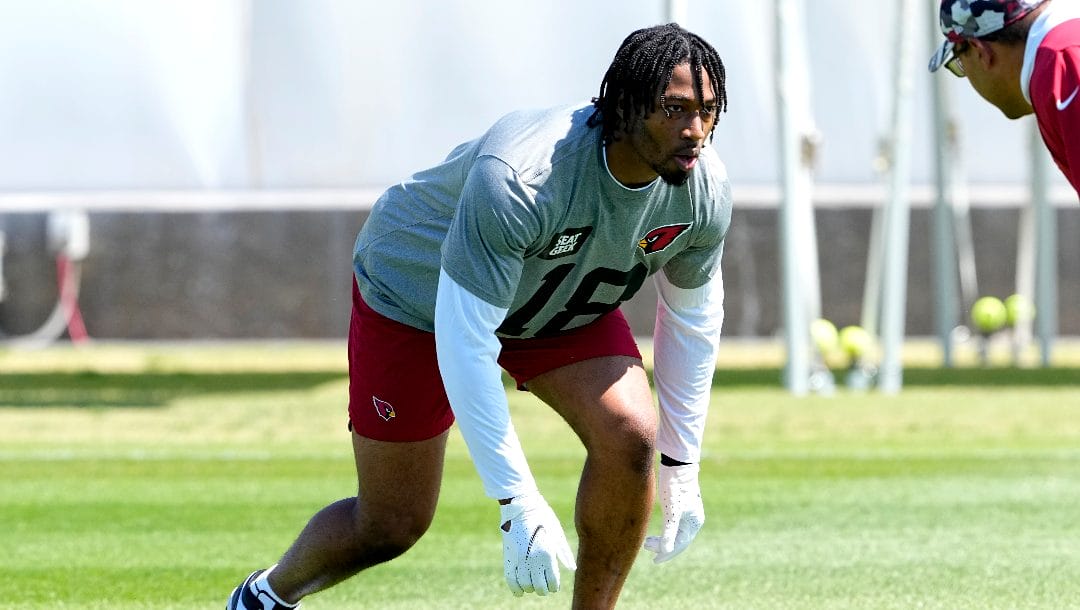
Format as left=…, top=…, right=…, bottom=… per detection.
left=539, top=227, right=594, bottom=259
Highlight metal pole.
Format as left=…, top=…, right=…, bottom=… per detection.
left=861, top=193, right=884, bottom=339
left=927, top=7, right=960, bottom=367
left=1030, top=122, right=1057, bottom=366
left=775, top=0, right=809, bottom=395
left=242, top=0, right=263, bottom=187
left=666, top=0, right=688, bottom=24
left=1015, top=173, right=1036, bottom=363
left=878, top=0, right=916, bottom=393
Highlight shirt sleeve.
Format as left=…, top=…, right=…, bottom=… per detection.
left=660, top=167, right=732, bottom=289
left=652, top=266, right=725, bottom=463
left=441, top=155, right=541, bottom=309
left=434, top=268, right=538, bottom=499
left=1031, top=45, right=1080, bottom=194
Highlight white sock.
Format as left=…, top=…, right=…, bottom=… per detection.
left=251, top=565, right=299, bottom=609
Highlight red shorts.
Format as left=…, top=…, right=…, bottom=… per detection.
left=347, top=280, right=641, bottom=442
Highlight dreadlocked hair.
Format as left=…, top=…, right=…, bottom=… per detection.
left=588, top=23, right=727, bottom=144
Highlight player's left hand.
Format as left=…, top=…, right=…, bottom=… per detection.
left=644, top=462, right=704, bottom=563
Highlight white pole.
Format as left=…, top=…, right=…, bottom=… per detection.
left=861, top=190, right=884, bottom=339
left=1015, top=164, right=1036, bottom=362
left=242, top=0, right=262, bottom=187
left=0, top=230, right=6, bottom=303
left=878, top=0, right=917, bottom=394
left=666, top=0, right=688, bottom=24
left=927, top=4, right=962, bottom=367
left=951, top=174, right=980, bottom=313
left=928, top=76, right=959, bottom=366
left=1030, top=122, right=1057, bottom=366
left=788, top=12, right=830, bottom=394
left=775, top=0, right=810, bottom=395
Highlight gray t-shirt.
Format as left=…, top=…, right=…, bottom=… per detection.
left=353, top=102, right=732, bottom=338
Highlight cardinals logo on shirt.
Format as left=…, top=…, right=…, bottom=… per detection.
left=638, top=223, right=692, bottom=254
left=373, top=396, right=396, bottom=421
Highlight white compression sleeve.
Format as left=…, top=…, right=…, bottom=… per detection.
left=652, top=268, right=725, bottom=463
left=434, top=268, right=537, bottom=499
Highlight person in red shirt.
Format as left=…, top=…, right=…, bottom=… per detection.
left=930, top=0, right=1080, bottom=195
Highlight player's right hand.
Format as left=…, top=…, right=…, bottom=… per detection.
left=499, top=491, right=577, bottom=596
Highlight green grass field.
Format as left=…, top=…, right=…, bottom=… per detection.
left=2, top=342, right=1080, bottom=609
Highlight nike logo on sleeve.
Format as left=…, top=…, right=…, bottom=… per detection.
left=1056, top=86, right=1079, bottom=111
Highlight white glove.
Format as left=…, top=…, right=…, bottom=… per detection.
left=644, top=462, right=704, bottom=563
left=499, top=492, right=577, bottom=596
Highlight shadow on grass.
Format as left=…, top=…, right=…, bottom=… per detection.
left=0, top=371, right=346, bottom=408
left=714, top=367, right=1080, bottom=387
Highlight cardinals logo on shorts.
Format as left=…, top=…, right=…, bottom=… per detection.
left=372, top=396, right=396, bottom=422
left=638, top=223, right=692, bottom=254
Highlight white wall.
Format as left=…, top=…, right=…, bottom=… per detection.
left=0, top=0, right=1064, bottom=191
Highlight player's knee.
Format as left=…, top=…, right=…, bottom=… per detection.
left=594, top=414, right=655, bottom=475
left=382, top=507, right=433, bottom=548
left=623, top=426, right=656, bottom=476
left=366, top=527, right=425, bottom=563
left=353, top=501, right=434, bottom=562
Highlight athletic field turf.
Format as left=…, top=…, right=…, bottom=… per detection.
left=2, top=341, right=1079, bottom=609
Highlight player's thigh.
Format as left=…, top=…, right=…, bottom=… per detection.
left=526, top=355, right=656, bottom=453
left=347, top=282, right=455, bottom=442
left=351, top=430, right=448, bottom=529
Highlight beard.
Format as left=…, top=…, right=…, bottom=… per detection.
left=637, top=131, right=692, bottom=186
left=651, top=158, right=690, bottom=186
left=617, top=119, right=697, bottom=187
left=658, top=167, right=690, bottom=186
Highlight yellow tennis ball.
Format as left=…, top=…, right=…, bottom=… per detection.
left=838, top=325, right=872, bottom=359
left=1004, top=294, right=1035, bottom=326
left=971, top=296, right=1007, bottom=333
left=810, top=318, right=839, bottom=353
